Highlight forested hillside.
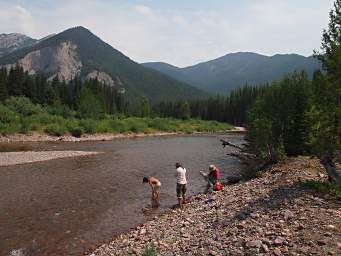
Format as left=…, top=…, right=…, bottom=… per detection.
left=143, top=52, right=321, bottom=94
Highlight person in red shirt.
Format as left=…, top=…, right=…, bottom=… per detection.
left=200, top=165, right=222, bottom=192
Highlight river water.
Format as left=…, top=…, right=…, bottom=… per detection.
left=0, top=134, right=244, bottom=256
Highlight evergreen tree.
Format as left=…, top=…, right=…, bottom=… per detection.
left=0, top=68, right=8, bottom=101
left=246, top=72, right=313, bottom=161
left=140, top=97, right=151, bottom=117
left=7, top=65, right=25, bottom=96
left=314, top=0, right=341, bottom=157
left=179, top=101, right=190, bottom=120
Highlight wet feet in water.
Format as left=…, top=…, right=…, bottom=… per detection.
left=142, top=205, right=160, bottom=214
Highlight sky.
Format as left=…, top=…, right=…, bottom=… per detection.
left=0, top=0, right=334, bottom=67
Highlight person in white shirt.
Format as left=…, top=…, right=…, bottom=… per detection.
left=175, top=162, right=187, bottom=208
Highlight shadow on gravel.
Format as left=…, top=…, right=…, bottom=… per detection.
left=228, top=182, right=306, bottom=224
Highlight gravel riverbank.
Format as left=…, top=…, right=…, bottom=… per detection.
left=89, top=157, right=341, bottom=256
left=0, top=128, right=245, bottom=143
left=0, top=151, right=100, bottom=166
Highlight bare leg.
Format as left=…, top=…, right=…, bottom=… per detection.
left=178, top=198, right=182, bottom=208
left=152, top=191, right=159, bottom=208
left=205, top=184, right=210, bottom=193
left=154, top=191, right=159, bottom=208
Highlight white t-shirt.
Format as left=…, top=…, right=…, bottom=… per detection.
left=176, top=167, right=187, bottom=184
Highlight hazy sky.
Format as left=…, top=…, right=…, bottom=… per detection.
left=0, top=0, right=334, bottom=67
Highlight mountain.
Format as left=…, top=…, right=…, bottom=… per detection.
left=143, top=52, right=322, bottom=94
left=0, top=27, right=206, bottom=102
left=0, top=33, right=37, bottom=57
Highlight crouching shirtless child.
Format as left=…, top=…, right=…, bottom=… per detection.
left=143, top=177, right=161, bottom=208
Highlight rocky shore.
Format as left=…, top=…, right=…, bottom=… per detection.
left=89, top=157, right=341, bottom=256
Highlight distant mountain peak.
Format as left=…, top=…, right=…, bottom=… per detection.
left=0, top=33, right=37, bottom=57
left=0, top=26, right=206, bottom=102
left=143, top=52, right=321, bottom=94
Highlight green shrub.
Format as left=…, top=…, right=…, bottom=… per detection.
left=20, top=118, right=29, bottom=134
left=125, top=118, right=149, bottom=133
left=46, top=103, right=74, bottom=118
left=147, top=118, right=179, bottom=132
left=5, top=97, right=42, bottom=116
left=111, top=119, right=128, bottom=133
left=79, top=119, right=97, bottom=134
left=0, top=105, right=20, bottom=134
left=303, top=180, right=341, bottom=199
left=94, top=119, right=113, bottom=133
left=70, top=127, right=83, bottom=137
left=44, top=124, right=67, bottom=136
left=142, top=245, right=157, bottom=256
left=0, top=123, right=21, bottom=135
left=0, top=104, right=19, bottom=124
left=67, top=121, right=84, bottom=138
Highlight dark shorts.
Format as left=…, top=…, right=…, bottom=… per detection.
left=176, top=183, right=187, bottom=198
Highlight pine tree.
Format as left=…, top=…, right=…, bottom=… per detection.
left=179, top=101, right=190, bottom=120
left=312, top=0, right=341, bottom=187
left=140, top=97, right=150, bottom=117
left=0, top=68, right=8, bottom=101
left=314, top=0, right=341, bottom=157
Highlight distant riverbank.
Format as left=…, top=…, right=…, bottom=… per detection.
left=0, top=127, right=245, bottom=143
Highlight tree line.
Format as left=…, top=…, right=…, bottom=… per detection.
left=0, top=64, right=270, bottom=124
left=0, top=65, right=126, bottom=118
left=153, top=85, right=268, bottom=125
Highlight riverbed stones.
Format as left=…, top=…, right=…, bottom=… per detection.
left=246, top=240, right=262, bottom=248
left=273, top=236, right=285, bottom=246
left=88, top=157, right=341, bottom=256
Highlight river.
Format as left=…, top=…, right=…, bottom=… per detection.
left=0, top=134, right=244, bottom=256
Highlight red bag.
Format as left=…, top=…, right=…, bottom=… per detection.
left=214, top=182, right=223, bottom=191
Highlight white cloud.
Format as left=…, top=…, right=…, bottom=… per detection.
left=134, top=5, right=153, bottom=17
left=0, top=4, right=36, bottom=35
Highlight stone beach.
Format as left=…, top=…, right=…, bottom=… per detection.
left=89, top=157, right=341, bottom=256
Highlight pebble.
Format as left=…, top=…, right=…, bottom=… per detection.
left=273, top=248, right=282, bottom=256
left=317, top=239, right=327, bottom=246
left=261, top=244, right=269, bottom=253
left=273, top=237, right=285, bottom=246
left=246, top=240, right=262, bottom=248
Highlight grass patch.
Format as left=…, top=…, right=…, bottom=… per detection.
left=302, top=180, right=341, bottom=199
left=142, top=245, right=157, bottom=256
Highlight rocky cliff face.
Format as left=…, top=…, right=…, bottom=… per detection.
left=3, top=40, right=116, bottom=84
left=5, top=41, right=83, bottom=81
left=86, top=70, right=115, bottom=86
left=0, top=33, right=36, bottom=57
